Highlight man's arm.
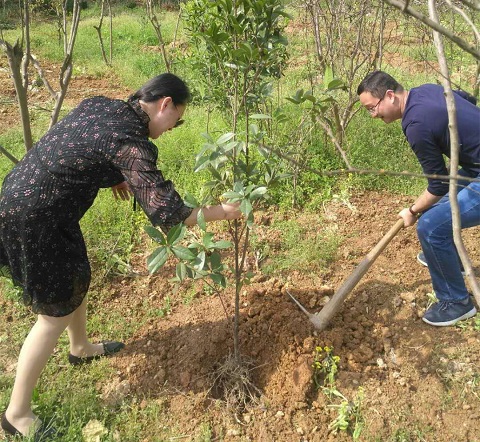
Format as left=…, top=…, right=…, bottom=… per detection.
left=398, top=189, right=443, bottom=227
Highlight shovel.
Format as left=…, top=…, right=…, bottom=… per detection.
left=287, top=218, right=404, bottom=331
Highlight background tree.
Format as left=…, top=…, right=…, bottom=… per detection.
left=304, top=0, right=396, bottom=149
left=145, top=0, right=171, bottom=72
left=94, top=0, right=113, bottom=66
left=0, top=0, right=81, bottom=157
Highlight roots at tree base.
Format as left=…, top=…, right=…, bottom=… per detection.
left=211, top=353, right=262, bottom=411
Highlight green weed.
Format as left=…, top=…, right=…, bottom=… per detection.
left=425, top=291, right=438, bottom=310
left=312, top=345, right=340, bottom=395
left=456, top=315, right=480, bottom=332
left=195, top=421, right=214, bottom=442
left=312, top=346, right=365, bottom=440
left=262, top=218, right=340, bottom=275
left=328, top=387, right=365, bottom=440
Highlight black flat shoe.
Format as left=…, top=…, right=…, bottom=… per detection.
left=68, top=341, right=125, bottom=366
left=1, top=413, right=58, bottom=441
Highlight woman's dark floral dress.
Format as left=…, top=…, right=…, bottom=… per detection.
left=0, top=97, right=192, bottom=317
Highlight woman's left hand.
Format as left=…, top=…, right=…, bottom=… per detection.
left=111, top=182, right=132, bottom=201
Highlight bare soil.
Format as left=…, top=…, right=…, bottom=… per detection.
left=106, top=191, right=479, bottom=442
left=1, top=66, right=479, bottom=442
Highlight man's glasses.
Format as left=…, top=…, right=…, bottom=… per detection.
left=366, top=96, right=384, bottom=114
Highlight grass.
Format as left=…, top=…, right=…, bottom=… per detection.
left=259, top=214, right=341, bottom=276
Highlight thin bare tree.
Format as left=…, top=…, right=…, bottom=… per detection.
left=48, top=0, right=81, bottom=128
left=94, top=0, right=113, bottom=66
left=0, top=0, right=81, bottom=157
left=428, top=0, right=480, bottom=305
left=145, top=0, right=171, bottom=72
left=383, top=0, right=480, bottom=59
left=305, top=0, right=395, bottom=149
left=0, top=0, right=33, bottom=151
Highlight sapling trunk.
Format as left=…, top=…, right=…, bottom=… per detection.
left=233, top=219, right=241, bottom=364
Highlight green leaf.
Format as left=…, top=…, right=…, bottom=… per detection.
left=249, top=186, right=267, bottom=199
left=327, top=79, right=345, bottom=90
left=201, top=132, right=215, bottom=143
left=246, top=210, right=255, bottom=228
left=222, top=191, right=242, bottom=200
left=167, top=223, right=186, bottom=245
left=216, top=132, right=236, bottom=145
left=233, top=181, right=244, bottom=193
left=147, top=247, right=169, bottom=274
left=285, top=97, right=300, bottom=105
left=184, top=192, right=200, bottom=208
left=240, top=198, right=253, bottom=217
left=209, top=251, right=222, bottom=271
left=197, top=209, right=207, bottom=231
left=194, top=155, right=210, bottom=172
left=324, top=66, right=334, bottom=86
left=144, top=225, right=166, bottom=245
left=250, top=113, right=271, bottom=120
left=202, top=232, right=215, bottom=248
left=176, top=262, right=187, bottom=281
left=172, top=245, right=197, bottom=261
left=213, top=240, right=232, bottom=249
left=210, top=273, right=227, bottom=288
left=193, top=251, right=206, bottom=271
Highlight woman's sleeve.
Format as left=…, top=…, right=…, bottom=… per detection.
left=113, top=141, right=193, bottom=230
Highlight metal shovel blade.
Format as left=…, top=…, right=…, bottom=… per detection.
left=286, top=218, right=404, bottom=331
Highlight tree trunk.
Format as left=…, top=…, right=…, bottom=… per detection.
left=0, top=39, right=33, bottom=151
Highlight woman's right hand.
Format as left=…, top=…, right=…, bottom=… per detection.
left=184, top=202, right=243, bottom=226
left=221, top=202, right=242, bottom=220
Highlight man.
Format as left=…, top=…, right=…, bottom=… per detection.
left=357, top=70, right=480, bottom=327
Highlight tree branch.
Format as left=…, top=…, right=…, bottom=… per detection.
left=0, top=144, right=19, bottom=164
left=383, top=0, right=480, bottom=60
left=260, top=142, right=480, bottom=186
left=459, top=0, right=480, bottom=12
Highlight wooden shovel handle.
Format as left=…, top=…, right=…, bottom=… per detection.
left=312, top=218, right=404, bottom=331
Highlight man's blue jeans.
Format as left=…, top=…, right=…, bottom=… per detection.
left=416, top=171, right=480, bottom=302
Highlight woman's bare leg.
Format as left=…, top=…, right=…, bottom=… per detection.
left=5, top=313, right=72, bottom=436
left=66, top=295, right=103, bottom=357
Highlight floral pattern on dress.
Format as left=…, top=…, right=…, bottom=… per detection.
left=0, top=96, right=192, bottom=317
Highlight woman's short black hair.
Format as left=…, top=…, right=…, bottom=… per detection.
left=357, top=71, right=404, bottom=98
left=130, top=73, right=191, bottom=105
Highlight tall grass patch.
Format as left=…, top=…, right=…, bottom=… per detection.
left=81, top=189, right=144, bottom=279
left=260, top=214, right=341, bottom=276
left=346, top=108, right=425, bottom=196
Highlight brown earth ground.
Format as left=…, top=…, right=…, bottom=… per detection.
left=104, top=192, right=480, bottom=442
left=1, top=65, right=480, bottom=442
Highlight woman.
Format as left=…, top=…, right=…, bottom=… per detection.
left=0, top=73, right=241, bottom=440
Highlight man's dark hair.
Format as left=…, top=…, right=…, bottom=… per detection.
left=357, top=71, right=404, bottom=98
left=130, top=73, right=191, bottom=105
